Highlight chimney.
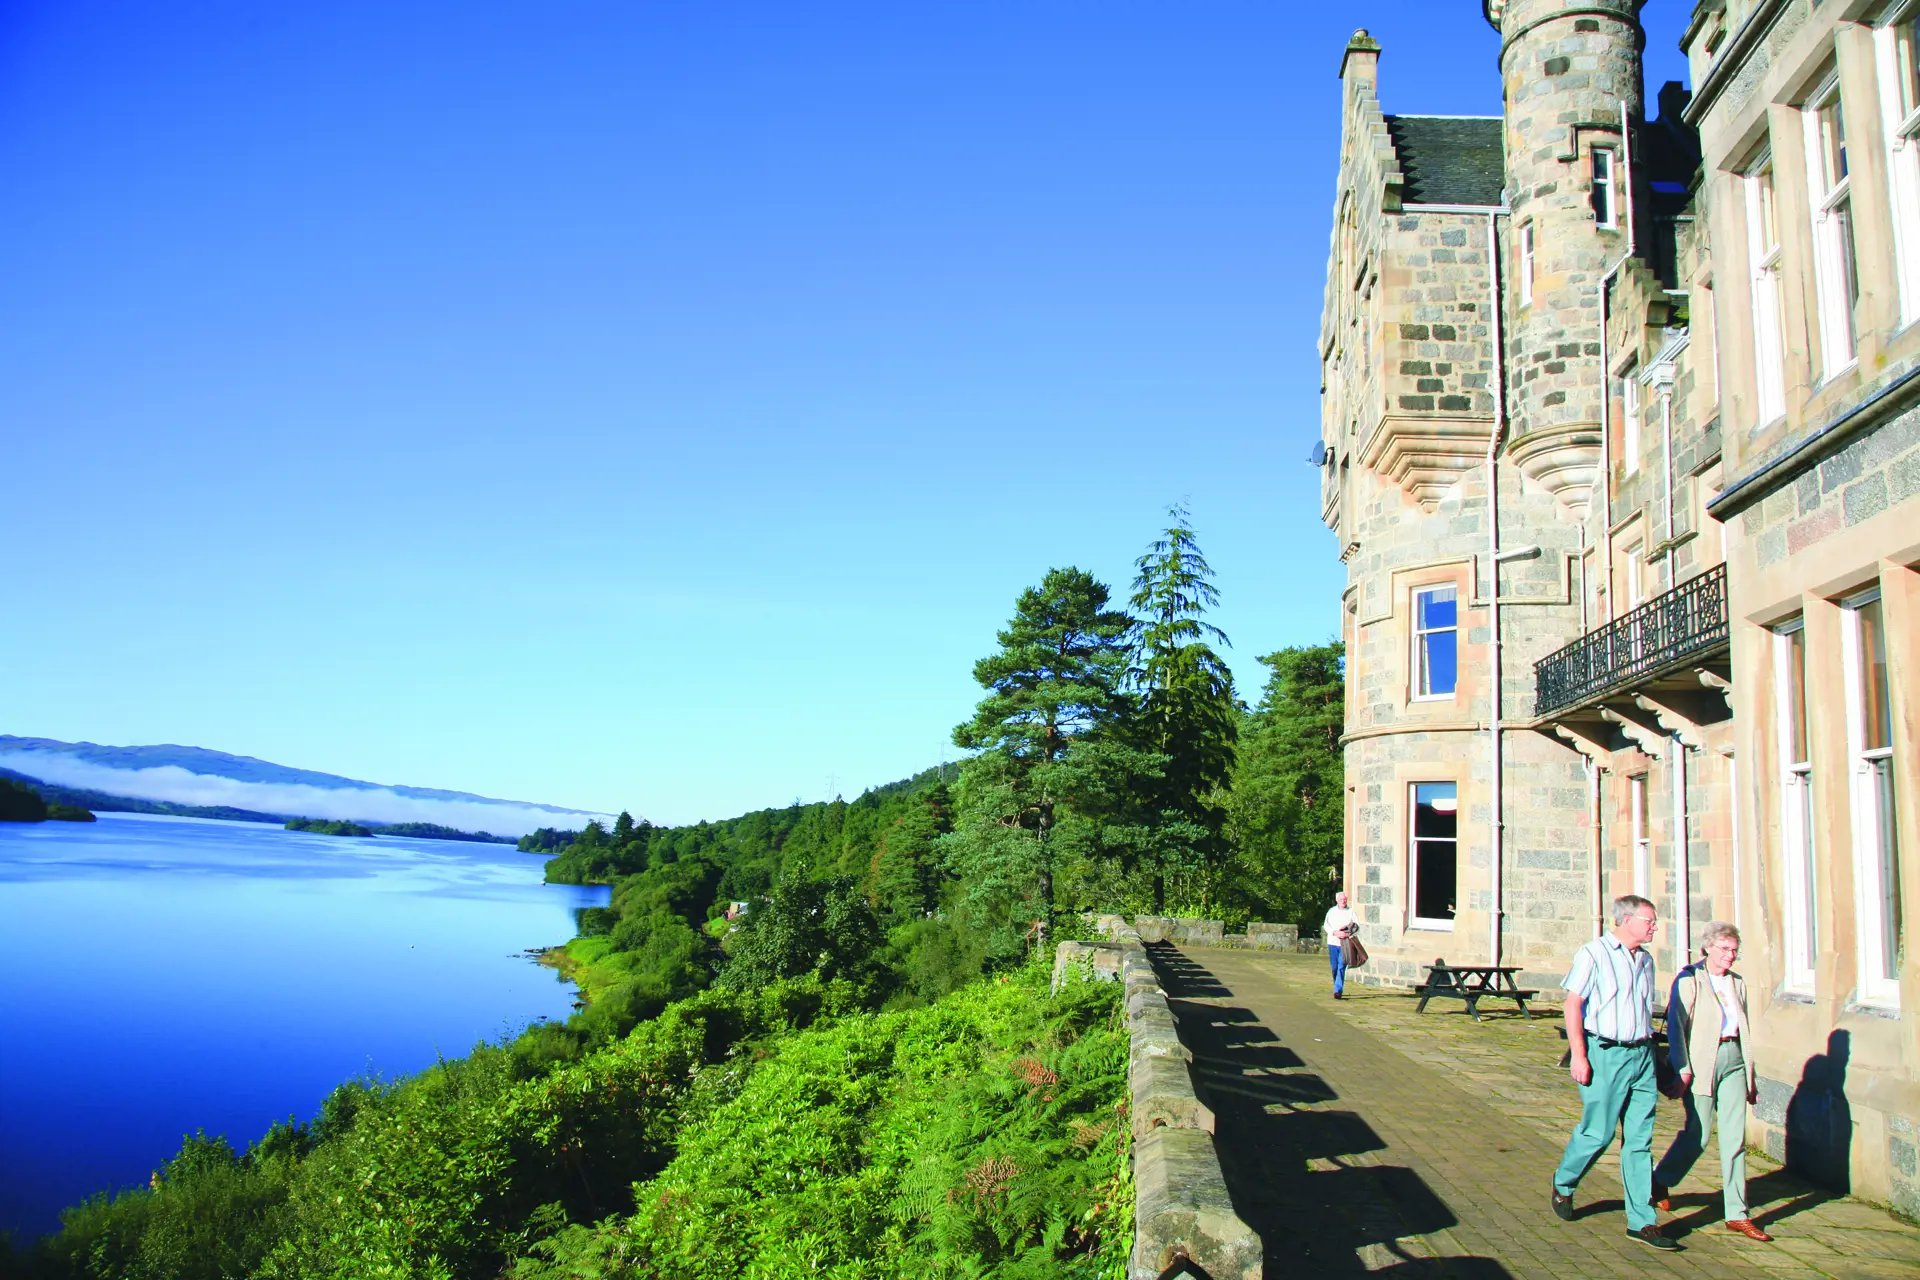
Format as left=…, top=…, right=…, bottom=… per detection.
left=1340, top=28, right=1380, bottom=85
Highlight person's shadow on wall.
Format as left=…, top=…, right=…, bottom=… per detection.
left=1784, top=1029, right=1852, bottom=1194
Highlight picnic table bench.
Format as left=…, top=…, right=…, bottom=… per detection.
left=1414, top=961, right=1537, bottom=1020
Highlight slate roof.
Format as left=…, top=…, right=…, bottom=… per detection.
left=1383, top=115, right=1505, bottom=207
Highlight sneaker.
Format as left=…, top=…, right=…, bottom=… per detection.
left=1550, top=1188, right=1574, bottom=1222
left=1651, top=1180, right=1672, bottom=1212
left=1726, top=1219, right=1773, bottom=1242
left=1627, top=1225, right=1681, bottom=1252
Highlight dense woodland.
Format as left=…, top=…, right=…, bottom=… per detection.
left=4, top=510, right=1342, bottom=1280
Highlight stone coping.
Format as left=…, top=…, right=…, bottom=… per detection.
left=1057, top=921, right=1261, bottom=1280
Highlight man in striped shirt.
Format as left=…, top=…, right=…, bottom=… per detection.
left=1550, top=895, right=1678, bottom=1251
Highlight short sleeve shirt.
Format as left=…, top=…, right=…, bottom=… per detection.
left=1562, top=933, right=1656, bottom=1042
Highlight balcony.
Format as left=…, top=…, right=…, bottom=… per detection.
left=1534, top=563, right=1728, bottom=718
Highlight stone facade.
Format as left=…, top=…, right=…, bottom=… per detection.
left=1316, top=0, right=1918, bottom=1211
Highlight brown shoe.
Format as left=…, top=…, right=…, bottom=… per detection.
left=1651, top=1180, right=1671, bottom=1212
left=1726, top=1219, right=1773, bottom=1242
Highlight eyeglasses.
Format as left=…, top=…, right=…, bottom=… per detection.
left=1632, top=913, right=1658, bottom=927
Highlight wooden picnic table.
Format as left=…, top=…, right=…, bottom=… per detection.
left=1414, top=961, right=1538, bottom=1020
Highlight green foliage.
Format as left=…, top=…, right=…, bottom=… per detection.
left=372, top=822, right=512, bottom=844
left=1125, top=505, right=1239, bottom=912
left=947, top=567, right=1159, bottom=931
left=284, top=818, right=375, bottom=837
left=1222, top=642, right=1346, bottom=928
left=46, top=804, right=96, bottom=822
left=720, top=874, right=890, bottom=1002
left=23, top=1127, right=303, bottom=1280
left=512, top=956, right=1131, bottom=1280
left=518, top=827, right=579, bottom=854
left=0, top=777, right=48, bottom=823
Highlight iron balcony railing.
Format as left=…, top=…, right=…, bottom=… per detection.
left=1534, top=562, right=1728, bottom=717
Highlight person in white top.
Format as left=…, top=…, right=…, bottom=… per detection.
left=1652, top=922, right=1772, bottom=1243
left=1322, top=891, right=1358, bottom=999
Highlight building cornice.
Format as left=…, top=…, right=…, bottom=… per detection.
left=1682, top=0, right=1790, bottom=127
left=1707, top=364, right=1920, bottom=519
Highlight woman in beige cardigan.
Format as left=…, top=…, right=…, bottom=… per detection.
left=1651, top=921, right=1773, bottom=1242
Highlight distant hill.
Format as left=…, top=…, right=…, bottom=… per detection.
left=0, top=737, right=609, bottom=840
left=0, top=767, right=286, bottom=824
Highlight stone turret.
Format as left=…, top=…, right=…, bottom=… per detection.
left=1490, top=0, right=1645, bottom=520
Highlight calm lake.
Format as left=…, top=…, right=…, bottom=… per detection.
left=0, top=811, right=605, bottom=1242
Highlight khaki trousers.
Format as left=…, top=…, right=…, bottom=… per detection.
left=1653, top=1038, right=1750, bottom=1221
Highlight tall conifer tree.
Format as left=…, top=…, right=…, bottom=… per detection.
left=1127, top=505, right=1239, bottom=911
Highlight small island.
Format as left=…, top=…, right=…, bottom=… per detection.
left=284, top=818, right=375, bottom=837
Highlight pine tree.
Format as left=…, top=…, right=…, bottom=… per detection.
left=1127, top=504, right=1239, bottom=911
left=946, top=567, right=1141, bottom=927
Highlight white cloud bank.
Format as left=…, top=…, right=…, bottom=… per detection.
left=0, top=752, right=608, bottom=838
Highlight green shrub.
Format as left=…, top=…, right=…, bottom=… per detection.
left=515, top=957, right=1131, bottom=1280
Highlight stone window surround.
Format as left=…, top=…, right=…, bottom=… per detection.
left=1801, top=67, right=1862, bottom=378
left=1405, top=778, right=1461, bottom=933
left=1591, top=143, right=1620, bottom=230
left=1743, top=151, right=1791, bottom=428
left=1702, top=15, right=1920, bottom=476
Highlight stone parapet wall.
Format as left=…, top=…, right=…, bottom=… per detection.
left=1125, top=917, right=1302, bottom=951
left=1059, top=925, right=1260, bottom=1280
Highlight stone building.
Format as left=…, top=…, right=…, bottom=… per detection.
left=1317, top=0, right=1917, bottom=1208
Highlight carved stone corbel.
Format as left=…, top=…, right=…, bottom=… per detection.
left=1693, top=667, right=1733, bottom=713
left=1600, top=706, right=1670, bottom=758
left=1633, top=692, right=1709, bottom=751
left=1550, top=719, right=1615, bottom=762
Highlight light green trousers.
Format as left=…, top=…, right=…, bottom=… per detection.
left=1654, top=1038, right=1750, bottom=1221
left=1554, top=1040, right=1658, bottom=1231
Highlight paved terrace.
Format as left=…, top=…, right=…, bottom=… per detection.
left=1152, top=945, right=1920, bottom=1280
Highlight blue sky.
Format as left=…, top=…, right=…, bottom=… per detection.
left=0, top=2, right=1691, bottom=824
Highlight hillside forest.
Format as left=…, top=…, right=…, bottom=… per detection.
left=5, top=509, right=1343, bottom=1280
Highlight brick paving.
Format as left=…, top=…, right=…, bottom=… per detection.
left=1153, top=944, right=1920, bottom=1280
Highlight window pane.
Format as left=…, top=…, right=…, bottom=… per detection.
left=1412, top=782, right=1457, bottom=922
left=1838, top=198, right=1860, bottom=317
left=1421, top=629, right=1457, bottom=697
left=1795, top=773, right=1818, bottom=960
left=1416, top=587, right=1457, bottom=697
left=1874, top=758, right=1903, bottom=975
left=1821, top=96, right=1848, bottom=189
left=1417, top=586, right=1457, bottom=631
left=1413, top=783, right=1458, bottom=838
left=1787, top=626, right=1809, bottom=764
left=1899, top=18, right=1919, bottom=120
left=1758, top=168, right=1778, bottom=250
left=1858, top=597, right=1891, bottom=752
left=1592, top=148, right=1614, bottom=225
